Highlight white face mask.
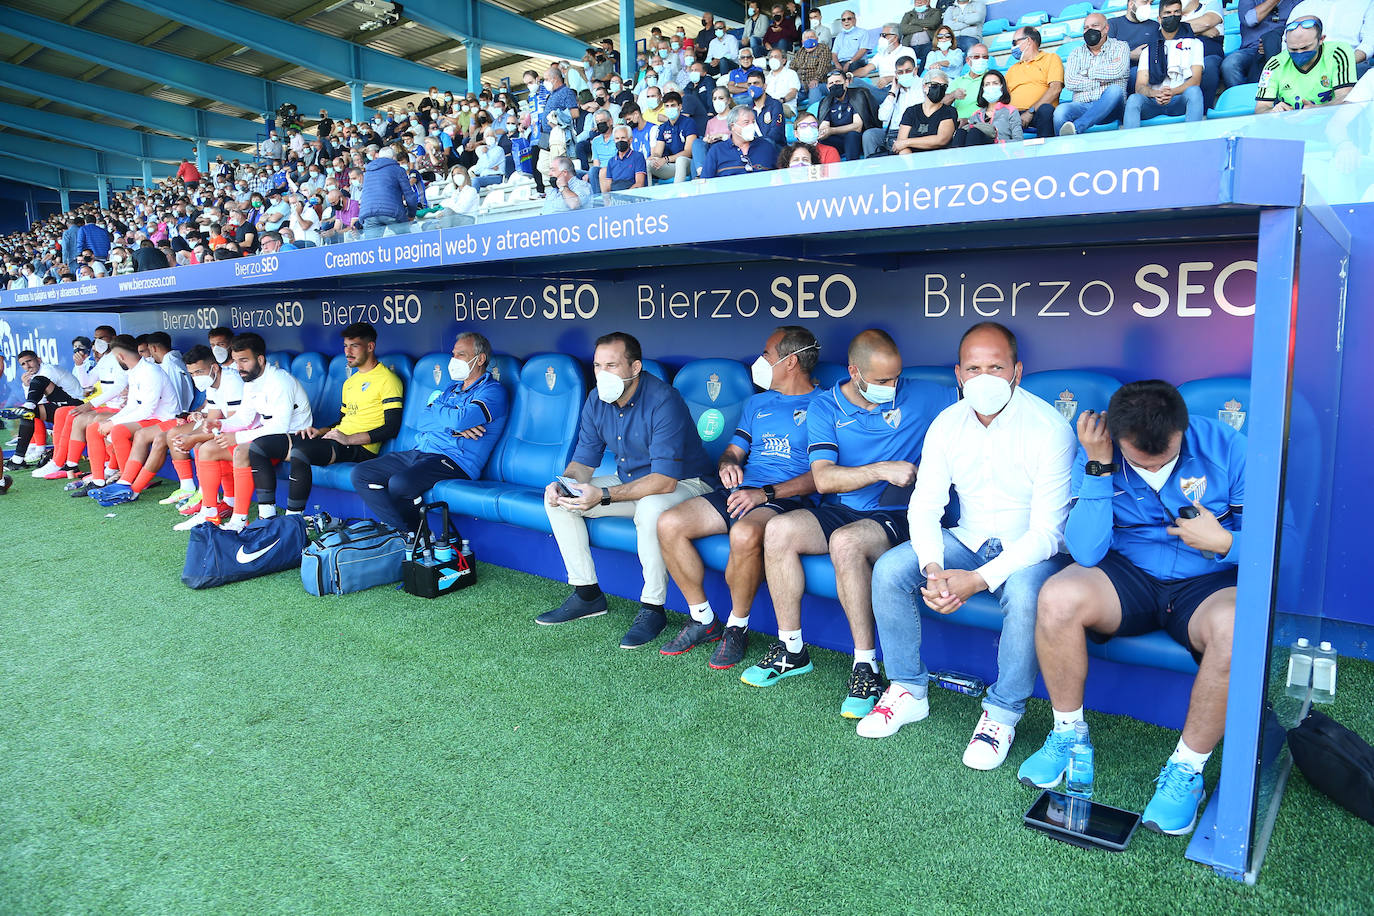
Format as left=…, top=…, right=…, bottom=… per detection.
left=751, top=345, right=813, bottom=389
left=1130, top=455, right=1178, bottom=491
left=768, top=57, right=782, bottom=70
left=211, top=345, right=229, bottom=363
left=595, top=369, right=638, bottom=403
left=740, top=122, right=761, bottom=141
left=192, top=372, right=214, bottom=392
left=714, top=98, right=729, bottom=113
left=452, top=174, right=467, bottom=186
left=93, top=339, right=109, bottom=354
left=857, top=369, right=896, bottom=405
left=143, top=355, right=156, bottom=364
left=961, top=373, right=1014, bottom=416
left=448, top=356, right=470, bottom=381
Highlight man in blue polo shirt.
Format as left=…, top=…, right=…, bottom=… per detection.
left=539, top=332, right=717, bottom=649
left=701, top=106, right=778, bottom=179
left=742, top=329, right=956, bottom=719
left=600, top=125, right=648, bottom=192
left=656, top=326, right=822, bottom=667
left=648, top=91, right=698, bottom=184
left=1019, top=380, right=1247, bottom=837
left=351, top=332, right=508, bottom=538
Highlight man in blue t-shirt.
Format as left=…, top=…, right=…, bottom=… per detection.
left=352, top=332, right=508, bottom=538
left=648, top=91, right=699, bottom=184
left=742, top=329, right=957, bottom=719
left=656, top=326, right=823, bottom=667
left=1019, top=380, right=1247, bottom=837
left=539, top=332, right=717, bottom=650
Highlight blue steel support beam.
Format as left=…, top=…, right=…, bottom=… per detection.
left=395, top=0, right=588, bottom=61
left=621, top=0, right=637, bottom=79
left=0, top=101, right=201, bottom=163
left=349, top=82, right=366, bottom=124
left=0, top=135, right=145, bottom=179
left=142, top=160, right=154, bottom=188
left=119, top=0, right=458, bottom=93
left=467, top=40, right=483, bottom=86
left=97, top=178, right=109, bottom=208
left=0, top=61, right=261, bottom=144
left=0, top=8, right=349, bottom=121
left=0, top=159, right=99, bottom=192
left=60, top=188, right=71, bottom=212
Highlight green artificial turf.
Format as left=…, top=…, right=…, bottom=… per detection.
left=1, top=480, right=1371, bottom=915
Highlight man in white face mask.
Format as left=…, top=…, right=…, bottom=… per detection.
left=540, top=331, right=715, bottom=650
left=655, top=326, right=822, bottom=666
left=744, top=329, right=956, bottom=720
left=865, top=322, right=1076, bottom=774
left=161, top=344, right=246, bottom=515
left=208, top=326, right=235, bottom=368
left=352, top=332, right=508, bottom=540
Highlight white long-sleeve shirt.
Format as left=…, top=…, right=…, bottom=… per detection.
left=205, top=366, right=245, bottom=419
left=35, top=361, right=83, bottom=401
left=73, top=357, right=100, bottom=391
left=221, top=364, right=313, bottom=444
left=158, top=349, right=195, bottom=413
left=908, top=386, right=1076, bottom=592
left=108, top=359, right=178, bottom=425
left=87, top=352, right=129, bottom=410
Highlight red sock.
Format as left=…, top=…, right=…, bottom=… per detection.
left=30, top=421, right=46, bottom=449
left=173, top=457, right=194, bottom=481
left=196, top=457, right=222, bottom=509
left=131, top=464, right=158, bottom=493
left=85, top=425, right=107, bottom=481
left=121, top=458, right=144, bottom=487
left=233, top=466, right=255, bottom=516
left=51, top=407, right=75, bottom=466
left=112, top=425, right=134, bottom=470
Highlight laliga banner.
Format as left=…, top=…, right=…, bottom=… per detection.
left=0, top=310, right=122, bottom=406
left=108, top=240, right=1259, bottom=385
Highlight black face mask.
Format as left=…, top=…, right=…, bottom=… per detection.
left=828, top=83, right=845, bottom=98
left=1083, top=27, right=1102, bottom=45
left=1160, top=14, right=1182, bottom=31
left=925, top=83, right=947, bottom=102
left=615, top=139, right=631, bottom=153
left=597, top=121, right=611, bottom=133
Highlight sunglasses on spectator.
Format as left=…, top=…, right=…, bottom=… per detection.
left=739, top=151, right=757, bottom=172
left=881, top=32, right=896, bottom=38
left=841, top=16, right=855, bottom=21
left=1284, top=16, right=1320, bottom=30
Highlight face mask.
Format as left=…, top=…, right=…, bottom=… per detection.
left=1083, top=28, right=1103, bottom=45
left=1130, top=455, right=1178, bottom=491
left=596, top=121, right=611, bottom=134
left=925, top=82, right=947, bottom=102
left=686, top=70, right=702, bottom=83
left=961, top=373, right=1014, bottom=416
left=671, top=41, right=681, bottom=50
left=142, top=355, right=156, bottom=365
left=913, top=3, right=928, bottom=11
left=611, top=82, right=622, bottom=92
left=803, top=37, right=818, bottom=48
left=751, top=345, right=813, bottom=389
left=828, top=83, right=845, bottom=98
left=615, top=139, right=631, bottom=153
left=211, top=344, right=229, bottom=363
left=94, top=338, right=109, bottom=354
left=542, top=79, right=554, bottom=91
left=937, top=39, right=953, bottom=50
left=741, top=122, right=761, bottom=140
left=897, top=72, right=917, bottom=89
left=857, top=369, right=896, bottom=405
left=842, top=23, right=855, bottom=32
left=797, top=124, right=819, bottom=143
left=452, top=174, right=467, bottom=187
left=1135, top=4, right=1155, bottom=19
left=1010, top=46, right=1023, bottom=61
left=646, top=77, right=659, bottom=88
left=982, top=86, right=1003, bottom=104
left=664, top=106, right=680, bottom=120
left=716, top=28, right=725, bottom=37
left=192, top=373, right=214, bottom=392
left=659, top=48, right=670, bottom=58
left=596, top=369, right=637, bottom=403
left=748, top=85, right=764, bottom=100
left=1160, top=14, right=1182, bottom=30
left=448, top=356, right=470, bottom=381
left=714, top=98, right=729, bottom=113
left=1289, top=47, right=1318, bottom=67
left=768, top=57, right=782, bottom=70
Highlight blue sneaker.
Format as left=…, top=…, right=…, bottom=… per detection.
left=535, top=591, right=608, bottom=625
left=86, top=482, right=116, bottom=500
left=1142, top=761, right=1206, bottom=835
left=620, top=607, right=667, bottom=649
left=840, top=662, right=885, bottom=719
left=94, top=483, right=139, bottom=506
left=740, top=641, right=813, bottom=687
left=1017, top=728, right=1078, bottom=789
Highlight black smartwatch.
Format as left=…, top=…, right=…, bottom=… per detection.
left=600, top=486, right=612, bottom=506
left=1084, top=460, right=1117, bottom=477
left=762, top=484, right=777, bottom=502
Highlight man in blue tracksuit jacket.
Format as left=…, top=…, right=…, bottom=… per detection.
left=357, top=148, right=422, bottom=235
left=1017, top=379, right=1245, bottom=837
left=352, top=331, right=508, bottom=536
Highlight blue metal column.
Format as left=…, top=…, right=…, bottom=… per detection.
left=620, top=0, right=636, bottom=79
left=466, top=40, right=483, bottom=88
left=97, top=177, right=109, bottom=208
left=59, top=188, right=71, bottom=212
left=349, top=81, right=366, bottom=123
left=141, top=159, right=154, bottom=187
left=195, top=139, right=207, bottom=171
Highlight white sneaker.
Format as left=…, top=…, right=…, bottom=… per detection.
left=962, top=711, right=1016, bottom=770
left=220, top=516, right=247, bottom=533
left=173, top=514, right=211, bottom=531
left=856, top=684, right=929, bottom=738
left=31, top=460, right=59, bottom=478
left=23, top=443, right=45, bottom=464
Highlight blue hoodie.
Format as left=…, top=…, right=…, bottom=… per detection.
left=358, top=156, right=422, bottom=223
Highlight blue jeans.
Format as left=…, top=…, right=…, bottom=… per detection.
left=1220, top=48, right=1262, bottom=89
left=1053, top=84, right=1125, bottom=133
left=1123, top=85, right=1204, bottom=128
left=871, top=529, right=1070, bottom=726
left=352, top=450, right=469, bottom=535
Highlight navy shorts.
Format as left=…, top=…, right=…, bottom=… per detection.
left=808, top=503, right=909, bottom=547
left=700, top=487, right=813, bottom=529
left=1089, top=550, right=1238, bottom=662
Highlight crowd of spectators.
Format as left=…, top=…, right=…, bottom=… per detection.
left=2, top=0, right=1372, bottom=288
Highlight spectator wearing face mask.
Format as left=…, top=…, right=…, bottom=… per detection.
left=583, top=111, right=618, bottom=191
left=793, top=112, right=842, bottom=164
left=765, top=4, right=800, bottom=50
left=701, top=105, right=777, bottom=178
left=764, top=49, right=801, bottom=115
left=744, top=3, right=770, bottom=56
left=424, top=165, right=480, bottom=227
left=682, top=62, right=715, bottom=122
left=1006, top=26, right=1064, bottom=137
left=951, top=69, right=1024, bottom=145
left=901, top=0, right=945, bottom=54
left=641, top=85, right=666, bottom=123
left=706, top=20, right=741, bottom=75
left=1254, top=14, right=1357, bottom=110
left=648, top=92, right=699, bottom=183
left=832, top=10, right=874, bottom=74
left=1110, top=0, right=1168, bottom=72
left=602, top=125, right=649, bottom=192
left=746, top=72, right=787, bottom=146
left=895, top=70, right=958, bottom=152
left=864, top=55, right=924, bottom=156
left=925, top=26, right=966, bottom=77
left=943, top=0, right=987, bottom=54
left=1057, top=14, right=1130, bottom=135
left=1124, top=0, right=1206, bottom=126
left=819, top=70, right=877, bottom=161
left=794, top=30, right=834, bottom=107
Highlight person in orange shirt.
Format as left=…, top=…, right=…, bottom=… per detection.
left=1005, top=26, right=1065, bottom=138
left=792, top=111, right=841, bottom=164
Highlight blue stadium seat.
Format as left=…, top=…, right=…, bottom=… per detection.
left=1019, top=369, right=1122, bottom=424
left=316, top=354, right=351, bottom=428
left=671, top=358, right=755, bottom=462
left=265, top=350, right=297, bottom=373
left=1178, top=376, right=1250, bottom=435
left=1223, top=11, right=1239, bottom=33
left=813, top=362, right=850, bottom=388
left=1209, top=83, right=1258, bottom=118
left=1018, top=10, right=1050, bottom=25
left=1055, top=1, right=1093, bottom=19
left=1099, top=0, right=1128, bottom=11
left=1223, top=30, right=1241, bottom=53
left=983, top=16, right=1011, bottom=34
left=374, top=354, right=413, bottom=456
left=1040, top=22, right=1068, bottom=42
left=1056, top=38, right=1085, bottom=60
left=395, top=353, right=450, bottom=453
left=594, top=358, right=669, bottom=477
left=987, top=33, right=1015, bottom=52
left=489, top=353, right=524, bottom=399
left=901, top=365, right=957, bottom=387
left=290, top=352, right=329, bottom=420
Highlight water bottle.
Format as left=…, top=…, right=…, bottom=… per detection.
left=1285, top=637, right=1313, bottom=699
left=1065, top=721, right=1095, bottom=800
left=434, top=537, right=454, bottom=563
left=1311, top=641, right=1338, bottom=704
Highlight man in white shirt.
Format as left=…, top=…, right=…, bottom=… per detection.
left=1124, top=0, right=1207, bottom=125
left=59, top=329, right=129, bottom=482
left=5, top=350, right=84, bottom=471
left=764, top=48, right=802, bottom=114
left=863, top=53, right=923, bottom=155
left=706, top=23, right=741, bottom=75
left=170, top=345, right=248, bottom=528
left=854, top=22, right=910, bottom=90
left=83, top=336, right=178, bottom=494
left=861, top=322, right=1076, bottom=774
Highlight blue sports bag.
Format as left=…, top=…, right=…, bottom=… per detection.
left=181, top=515, right=309, bottom=589
left=300, top=518, right=407, bottom=596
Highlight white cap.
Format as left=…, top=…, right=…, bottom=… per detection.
left=1297, top=637, right=1310, bottom=647
left=1320, top=641, right=1333, bottom=651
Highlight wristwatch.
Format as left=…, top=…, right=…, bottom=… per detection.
left=600, top=486, right=612, bottom=506
left=762, top=484, right=777, bottom=502
left=1084, top=460, right=1117, bottom=477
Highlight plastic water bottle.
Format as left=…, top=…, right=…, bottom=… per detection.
left=1285, top=637, right=1313, bottom=699
left=1065, top=721, right=1095, bottom=800
left=1311, top=641, right=1338, bottom=704
left=434, top=537, right=454, bottom=563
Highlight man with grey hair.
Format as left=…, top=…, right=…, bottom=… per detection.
left=542, top=155, right=592, bottom=212
left=601, top=125, right=648, bottom=192
left=700, top=105, right=777, bottom=178
left=854, top=22, right=911, bottom=90
left=1056, top=12, right=1130, bottom=135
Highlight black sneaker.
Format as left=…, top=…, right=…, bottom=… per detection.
left=620, top=607, right=668, bottom=649
left=4, top=457, right=24, bottom=471
left=68, top=480, right=98, bottom=497
left=841, top=662, right=886, bottom=719
left=740, top=641, right=814, bottom=686
left=659, top=618, right=724, bottom=656
left=708, top=625, right=749, bottom=670
left=535, top=591, right=609, bottom=625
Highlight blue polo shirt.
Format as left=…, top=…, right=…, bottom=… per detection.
left=822, top=93, right=857, bottom=128
left=604, top=149, right=647, bottom=189
left=730, top=388, right=821, bottom=487
left=590, top=132, right=617, bottom=166
left=654, top=115, right=699, bottom=156
left=571, top=372, right=715, bottom=483
left=413, top=372, right=510, bottom=479
left=1065, top=417, right=1244, bottom=581
left=753, top=96, right=786, bottom=146
left=701, top=138, right=778, bottom=179
left=807, top=379, right=957, bottom=511
left=630, top=123, right=654, bottom=159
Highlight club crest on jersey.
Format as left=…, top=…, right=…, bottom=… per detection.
left=545, top=365, right=557, bottom=390
left=706, top=373, right=721, bottom=402
left=360, top=381, right=370, bottom=392
left=491, top=364, right=501, bottom=381
left=432, top=364, right=442, bottom=385
left=1181, top=476, right=1207, bottom=503
left=1054, top=389, right=1078, bottom=422
left=1218, top=398, right=1246, bottom=431
left=793, top=408, right=807, bottom=426
left=882, top=407, right=901, bottom=429
left=305, top=362, right=314, bottom=379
